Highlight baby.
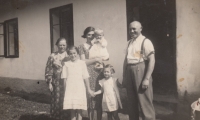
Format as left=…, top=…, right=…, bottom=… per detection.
left=89, top=28, right=109, bottom=61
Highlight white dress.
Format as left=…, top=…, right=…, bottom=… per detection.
left=61, top=60, right=89, bottom=110
left=99, top=77, right=118, bottom=112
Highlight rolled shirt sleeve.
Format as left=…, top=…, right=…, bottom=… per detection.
left=143, top=39, right=155, bottom=59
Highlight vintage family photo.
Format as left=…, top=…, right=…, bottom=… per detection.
left=0, top=0, right=200, bottom=120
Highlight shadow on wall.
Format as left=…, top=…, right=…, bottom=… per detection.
left=0, top=87, right=51, bottom=104
left=19, top=114, right=51, bottom=120
left=0, top=77, right=50, bottom=95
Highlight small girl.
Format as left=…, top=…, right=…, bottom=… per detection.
left=94, top=64, right=122, bottom=120
left=61, top=46, right=94, bottom=120
left=89, top=28, right=109, bottom=61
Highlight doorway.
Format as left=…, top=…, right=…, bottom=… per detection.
left=126, top=0, right=177, bottom=96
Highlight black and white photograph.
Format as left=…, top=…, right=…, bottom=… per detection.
left=0, top=0, right=200, bottom=120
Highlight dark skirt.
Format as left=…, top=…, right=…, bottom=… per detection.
left=85, top=64, right=104, bottom=119
left=50, top=73, right=69, bottom=120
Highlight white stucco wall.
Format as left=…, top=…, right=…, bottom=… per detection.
left=0, top=0, right=127, bottom=81
left=176, top=0, right=200, bottom=98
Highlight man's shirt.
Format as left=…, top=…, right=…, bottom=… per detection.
left=125, top=34, right=155, bottom=64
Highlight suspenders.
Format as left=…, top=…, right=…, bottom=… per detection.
left=127, top=38, right=146, bottom=63
left=139, top=38, right=146, bottom=62
left=140, top=38, right=146, bottom=55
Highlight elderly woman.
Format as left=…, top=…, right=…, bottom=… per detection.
left=78, top=27, right=105, bottom=120
left=45, top=37, right=70, bottom=120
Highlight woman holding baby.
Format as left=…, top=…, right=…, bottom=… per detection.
left=78, top=27, right=109, bottom=120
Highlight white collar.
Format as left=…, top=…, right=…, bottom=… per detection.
left=134, top=34, right=145, bottom=42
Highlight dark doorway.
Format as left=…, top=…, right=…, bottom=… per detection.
left=126, top=0, right=177, bottom=96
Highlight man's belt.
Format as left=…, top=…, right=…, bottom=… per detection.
left=127, top=59, right=144, bottom=65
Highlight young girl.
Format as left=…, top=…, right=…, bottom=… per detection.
left=61, top=46, right=94, bottom=120
left=94, top=64, right=122, bottom=120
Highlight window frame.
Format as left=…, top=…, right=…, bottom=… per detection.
left=4, top=18, right=19, bottom=58
left=0, top=22, right=4, bottom=57
left=49, top=4, right=74, bottom=53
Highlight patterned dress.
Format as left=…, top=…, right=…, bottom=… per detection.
left=78, top=43, right=104, bottom=111
left=45, top=51, right=70, bottom=120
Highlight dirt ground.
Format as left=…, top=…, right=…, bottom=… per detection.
left=0, top=92, right=50, bottom=120
left=0, top=88, right=175, bottom=120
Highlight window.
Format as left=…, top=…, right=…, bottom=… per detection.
left=50, top=4, right=74, bottom=53
left=0, top=23, right=4, bottom=57
left=0, top=18, right=19, bottom=58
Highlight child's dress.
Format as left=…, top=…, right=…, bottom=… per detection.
left=61, top=60, right=89, bottom=110
left=89, top=37, right=109, bottom=60
left=99, top=77, right=119, bottom=112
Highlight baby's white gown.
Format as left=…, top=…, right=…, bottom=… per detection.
left=89, top=38, right=109, bottom=60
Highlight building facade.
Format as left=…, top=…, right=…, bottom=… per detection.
left=0, top=0, right=200, bottom=119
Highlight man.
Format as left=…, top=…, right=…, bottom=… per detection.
left=123, top=21, right=155, bottom=120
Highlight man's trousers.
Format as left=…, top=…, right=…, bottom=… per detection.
left=125, top=62, right=155, bottom=120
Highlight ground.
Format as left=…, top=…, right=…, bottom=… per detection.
left=0, top=93, right=49, bottom=120
left=0, top=88, right=175, bottom=120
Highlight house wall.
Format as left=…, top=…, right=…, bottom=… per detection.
left=176, top=0, right=200, bottom=119
left=1, top=0, right=200, bottom=119
left=0, top=0, right=127, bottom=93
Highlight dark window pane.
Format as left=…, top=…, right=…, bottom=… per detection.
left=52, top=25, right=60, bottom=52
left=50, top=4, right=74, bottom=53
left=0, top=24, right=3, bottom=34
left=61, top=24, right=73, bottom=45
left=0, top=23, right=4, bottom=56
left=7, top=33, right=15, bottom=55
left=8, top=23, right=14, bottom=33
left=60, top=8, right=72, bottom=24
left=0, top=35, right=4, bottom=56
left=4, top=18, right=19, bottom=58
left=52, top=11, right=60, bottom=25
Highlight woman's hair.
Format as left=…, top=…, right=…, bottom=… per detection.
left=67, top=45, right=79, bottom=55
left=82, top=27, right=95, bottom=38
left=103, top=64, right=115, bottom=74
left=55, top=37, right=67, bottom=46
